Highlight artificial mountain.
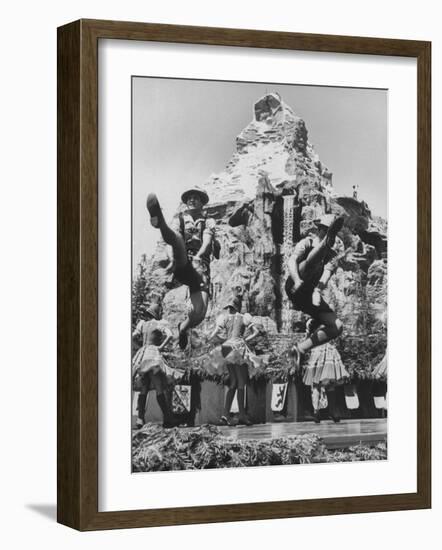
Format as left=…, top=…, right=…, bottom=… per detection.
left=136, top=92, right=387, bottom=374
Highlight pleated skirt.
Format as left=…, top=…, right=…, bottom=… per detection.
left=303, top=343, right=349, bottom=387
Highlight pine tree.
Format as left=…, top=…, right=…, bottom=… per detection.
left=132, top=254, right=149, bottom=329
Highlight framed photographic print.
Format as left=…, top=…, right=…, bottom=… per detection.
left=57, top=19, right=431, bottom=530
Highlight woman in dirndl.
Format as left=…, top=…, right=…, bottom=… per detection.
left=303, top=318, right=349, bottom=423
left=208, top=298, right=264, bottom=426
left=132, top=303, right=181, bottom=428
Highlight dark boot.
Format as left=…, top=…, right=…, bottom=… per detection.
left=146, top=193, right=165, bottom=228
left=327, top=389, right=340, bottom=423
left=237, top=388, right=252, bottom=425
left=156, top=392, right=176, bottom=428
left=313, top=410, right=321, bottom=424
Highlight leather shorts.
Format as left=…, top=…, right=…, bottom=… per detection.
left=175, top=259, right=210, bottom=294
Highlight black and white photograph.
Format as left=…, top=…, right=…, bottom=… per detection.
left=1, top=0, right=435, bottom=541
left=131, top=77, right=388, bottom=472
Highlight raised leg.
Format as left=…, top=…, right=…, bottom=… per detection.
left=298, top=241, right=330, bottom=280
left=299, top=216, right=344, bottom=280
left=146, top=194, right=187, bottom=267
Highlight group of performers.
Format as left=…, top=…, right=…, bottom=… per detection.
left=133, top=186, right=348, bottom=429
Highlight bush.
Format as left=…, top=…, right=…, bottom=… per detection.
left=132, top=424, right=387, bottom=472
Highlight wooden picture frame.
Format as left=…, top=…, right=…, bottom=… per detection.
left=57, top=19, right=431, bottom=531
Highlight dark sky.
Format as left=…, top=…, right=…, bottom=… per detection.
left=133, top=77, right=387, bottom=265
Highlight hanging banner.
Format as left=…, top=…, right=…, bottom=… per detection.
left=172, top=385, right=192, bottom=414
left=374, top=395, right=385, bottom=409
left=271, top=383, right=288, bottom=412
left=374, top=394, right=388, bottom=410
left=344, top=384, right=360, bottom=410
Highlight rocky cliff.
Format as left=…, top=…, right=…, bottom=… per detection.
left=135, top=92, right=387, bottom=374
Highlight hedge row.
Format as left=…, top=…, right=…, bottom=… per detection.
left=132, top=423, right=387, bottom=472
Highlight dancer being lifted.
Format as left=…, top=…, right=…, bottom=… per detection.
left=146, top=187, right=216, bottom=349
left=285, top=214, right=345, bottom=367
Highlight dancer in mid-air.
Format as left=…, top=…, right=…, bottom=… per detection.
left=285, top=214, right=345, bottom=368
left=146, top=187, right=216, bottom=350
left=132, top=303, right=181, bottom=428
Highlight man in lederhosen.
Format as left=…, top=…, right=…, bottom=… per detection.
left=146, top=187, right=216, bottom=349
left=285, top=214, right=345, bottom=367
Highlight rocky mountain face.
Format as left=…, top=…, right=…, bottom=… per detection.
left=139, top=92, right=387, bottom=363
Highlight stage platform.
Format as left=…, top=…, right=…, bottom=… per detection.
left=216, top=418, right=387, bottom=449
